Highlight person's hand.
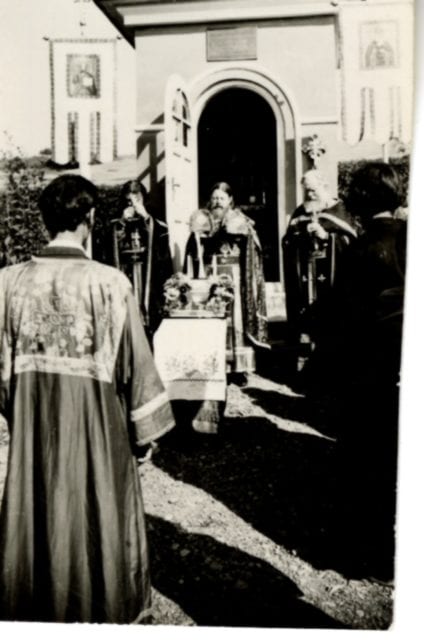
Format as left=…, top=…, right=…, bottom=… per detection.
left=123, top=206, right=135, bottom=220
left=129, top=194, right=149, bottom=219
left=306, top=221, right=328, bottom=240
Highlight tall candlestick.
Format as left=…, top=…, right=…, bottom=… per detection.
left=195, top=233, right=206, bottom=278
left=187, top=255, right=193, bottom=279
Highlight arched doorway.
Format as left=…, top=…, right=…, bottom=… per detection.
left=197, top=88, right=279, bottom=281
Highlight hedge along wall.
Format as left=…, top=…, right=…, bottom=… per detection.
left=0, top=160, right=123, bottom=266
left=338, top=155, right=410, bottom=206
left=91, top=185, right=122, bottom=264
left=0, top=158, right=48, bottom=267
left=0, top=156, right=410, bottom=267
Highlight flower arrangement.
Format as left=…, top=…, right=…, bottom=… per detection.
left=163, top=272, right=192, bottom=313
left=162, top=272, right=234, bottom=317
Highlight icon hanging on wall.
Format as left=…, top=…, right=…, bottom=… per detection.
left=67, top=54, right=100, bottom=98
left=360, top=20, right=399, bottom=70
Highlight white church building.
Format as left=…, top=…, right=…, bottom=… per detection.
left=0, top=0, right=415, bottom=274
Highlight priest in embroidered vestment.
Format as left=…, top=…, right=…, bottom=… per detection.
left=184, top=181, right=268, bottom=366
left=180, top=182, right=267, bottom=434
left=0, top=175, right=174, bottom=623
left=282, top=169, right=358, bottom=353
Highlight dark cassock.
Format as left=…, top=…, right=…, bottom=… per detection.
left=111, top=210, right=173, bottom=337
left=325, top=165, right=407, bottom=577
left=282, top=176, right=357, bottom=354
left=340, top=214, right=407, bottom=390
left=339, top=214, right=407, bottom=527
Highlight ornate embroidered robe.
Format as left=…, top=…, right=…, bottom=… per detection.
left=0, top=245, right=174, bottom=623
left=183, top=208, right=268, bottom=366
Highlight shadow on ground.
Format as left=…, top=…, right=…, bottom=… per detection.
left=156, top=405, right=396, bottom=582
left=148, top=514, right=345, bottom=628
left=242, top=385, right=338, bottom=438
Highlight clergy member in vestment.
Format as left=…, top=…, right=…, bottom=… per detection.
left=112, top=179, right=173, bottom=338
left=282, top=169, right=357, bottom=359
left=0, top=175, right=174, bottom=623
left=179, top=182, right=267, bottom=435
left=184, top=181, right=268, bottom=369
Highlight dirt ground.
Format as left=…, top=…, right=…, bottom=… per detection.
left=0, top=372, right=394, bottom=629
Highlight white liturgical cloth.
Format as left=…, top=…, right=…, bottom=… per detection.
left=154, top=318, right=227, bottom=401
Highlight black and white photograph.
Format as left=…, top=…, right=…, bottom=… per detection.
left=0, top=0, right=422, bottom=635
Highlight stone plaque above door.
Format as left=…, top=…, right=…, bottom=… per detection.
left=206, top=26, right=257, bottom=62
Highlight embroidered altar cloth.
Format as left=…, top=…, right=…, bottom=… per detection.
left=154, top=318, right=227, bottom=401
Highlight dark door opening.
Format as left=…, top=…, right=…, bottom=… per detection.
left=198, top=88, right=279, bottom=281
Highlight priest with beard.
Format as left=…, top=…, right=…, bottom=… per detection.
left=184, top=181, right=268, bottom=368
left=180, top=182, right=268, bottom=434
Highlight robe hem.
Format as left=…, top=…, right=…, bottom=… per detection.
left=131, top=390, right=169, bottom=422
left=135, top=419, right=175, bottom=446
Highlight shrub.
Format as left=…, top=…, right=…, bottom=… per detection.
left=91, top=185, right=122, bottom=264
left=0, top=152, right=122, bottom=267
left=0, top=155, right=48, bottom=266
left=338, top=156, right=410, bottom=206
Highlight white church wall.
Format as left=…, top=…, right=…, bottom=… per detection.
left=134, top=18, right=338, bottom=126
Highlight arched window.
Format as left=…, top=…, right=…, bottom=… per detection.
left=172, top=88, right=191, bottom=150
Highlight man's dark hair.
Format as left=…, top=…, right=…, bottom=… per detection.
left=208, top=181, right=235, bottom=209
left=210, top=181, right=233, bottom=199
left=38, top=174, right=98, bottom=237
left=346, top=162, right=402, bottom=222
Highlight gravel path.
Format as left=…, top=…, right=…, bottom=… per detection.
left=0, top=374, right=394, bottom=629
